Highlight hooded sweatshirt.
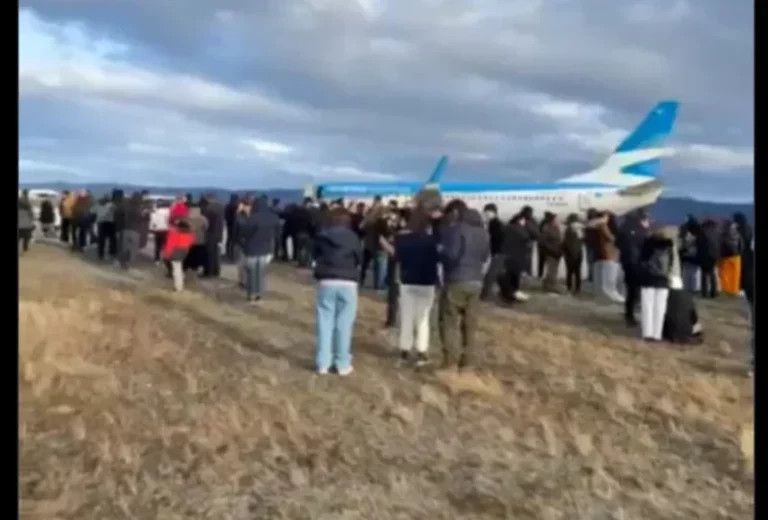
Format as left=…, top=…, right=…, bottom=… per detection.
left=440, top=209, right=490, bottom=284
left=313, top=225, right=362, bottom=282
left=187, top=207, right=209, bottom=245
left=638, top=226, right=682, bottom=289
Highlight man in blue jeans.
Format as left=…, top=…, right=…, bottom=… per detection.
left=239, top=196, right=281, bottom=302
left=313, top=208, right=362, bottom=376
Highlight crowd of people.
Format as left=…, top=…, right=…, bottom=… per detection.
left=18, top=188, right=755, bottom=376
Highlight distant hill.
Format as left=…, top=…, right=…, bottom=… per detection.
left=20, top=181, right=753, bottom=225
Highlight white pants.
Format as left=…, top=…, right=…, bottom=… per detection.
left=398, top=284, right=436, bottom=353
left=640, top=287, right=669, bottom=340
left=594, top=260, right=625, bottom=303
left=170, top=260, right=184, bottom=292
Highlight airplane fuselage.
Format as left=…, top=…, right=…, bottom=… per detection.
left=315, top=181, right=662, bottom=220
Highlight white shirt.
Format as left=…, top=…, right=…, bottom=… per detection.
left=150, top=207, right=170, bottom=232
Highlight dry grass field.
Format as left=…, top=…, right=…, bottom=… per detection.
left=19, top=243, right=754, bottom=519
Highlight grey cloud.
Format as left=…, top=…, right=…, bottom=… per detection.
left=19, top=0, right=753, bottom=197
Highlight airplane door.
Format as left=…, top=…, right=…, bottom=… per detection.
left=578, top=193, right=592, bottom=211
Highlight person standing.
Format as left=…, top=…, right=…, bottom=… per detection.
left=718, top=220, right=743, bottom=296
left=39, top=198, right=55, bottom=237
left=95, top=196, right=117, bottom=261
left=733, top=212, right=753, bottom=293
left=18, top=191, right=34, bottom=254
left=438, top=207, right=490, bottom=373
left=313, top=208, right=362, bottom=376
left=184, top=205, right=209, bottom=275
left=617, top=210, right=650, bottom=326
left=392, top=210, right=439, bottom=366
left=638, top=226, right=681, bottom=342
left=239, top=197, right=280, bottom=302
left=360, top=205, right=389, bottom=290
left=480, top=204, right=505, bottom=301
left=696, top=218, right=721, bottom=299
left=224, top=194, right=239, bottom=262
left=202, top=193, right=225, bottom=278
left=150, top=199, right=171, bottom=263
left=562, top=214, right=584, bottom=295
left=162, top=219, right=195, bottom=292
left=119, top=193, right=144, bottom=270
left=498, top=214, right=530, bottom=303
left=59, top=190, right=76, bottom=244
left=539, top=213, right=564, bottom=294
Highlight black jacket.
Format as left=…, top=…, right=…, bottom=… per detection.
left=224, top=198, right=238, bottom=229
left=122, top=197, right=146, bottom=233
left=638, top=236, right=675, bottom=288
left=40, top=200, right=55, bottom=224
left=487, top=217, right=504, bottom=256
left=313, top=225, right=362, bottom=282
left=562, top=223, right=584, bottom=262
left=500, top=221, right=530, bottom=272
left=538, top=222, right=563, bottom=260
left=394, top=232, right=439, bottom=286
left=696, top=222, right=720, bottom=266
left=240, top=209, right=280, bottom=257
left=720, top=227, right=742, bottom=258
left=204, top=200, right=226, bottom=243
left=617, top=219, right=650, bottom=269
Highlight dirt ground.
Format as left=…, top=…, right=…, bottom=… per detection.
left=19, top=243, right=754, bottom=519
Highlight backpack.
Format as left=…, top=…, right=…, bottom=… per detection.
left=643, top=247, right=671, bottom=279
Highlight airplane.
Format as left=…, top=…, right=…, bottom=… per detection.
left=308, top=100, right=679, bottom=220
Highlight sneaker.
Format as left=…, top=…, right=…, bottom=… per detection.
left=415, top=353, right=429, bottom=367
left=337, top=366, right=354, bottom=377
left=513, top=291, right=530, bottom=302
left=317, top=367, right=329, bottom=375
left=399, top=351, right=410, bottom=364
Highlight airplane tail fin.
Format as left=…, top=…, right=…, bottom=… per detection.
left=415, top=155, right=447, bottom=211
left=559, top=100, right=680, bottom=186
left=426, top=155, right=449, bottom=185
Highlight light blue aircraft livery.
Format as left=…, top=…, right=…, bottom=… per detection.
left=310, top=100, right=680, bottom=219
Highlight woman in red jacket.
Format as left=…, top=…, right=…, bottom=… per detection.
left=162, top=219, right=195, bottom=291
left=169, top=195, right=189, bottom=225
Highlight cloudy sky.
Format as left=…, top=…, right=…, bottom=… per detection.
left=19, top=1, right=753, bottom=202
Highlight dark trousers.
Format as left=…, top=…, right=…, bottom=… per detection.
left=623, top=266, right=640, bottom=322
left=700, top=263, right=718, bottom=298
left=225, top=224, right=236, bottom=261
left=384, top=259, right=399, bottom=327
left=203, top=240, right=221, bottom=277
left=586, top=246, right=595, bottom=282
left=480, top=254, right=505, bottom=300
left=120, top=230, right=141, bottom=269
left=537, top=248, right=548, bottom=279
left=565, top=256, right=583, bottom=294
left=523, top=246, right=533, bottom=276
left=295, top=232, right=312, bottom=267
left=60, top=218, right=71, bottom=243
left=360, top=248, right=387, bottom=290
left=19, top=229, right=32, bottom=253
left=73, top=221, right=89, bottom=251
left=274, top=224, right=283, bottom=260
left=184, top=244, right=207, bottom=272
left=97, top=222, right=117, bottom=260
left=498, top=263, right=521, bottom=302
left=153, top=231, right=168, bottom=262
left=439, top=282, right=482, bottom=370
